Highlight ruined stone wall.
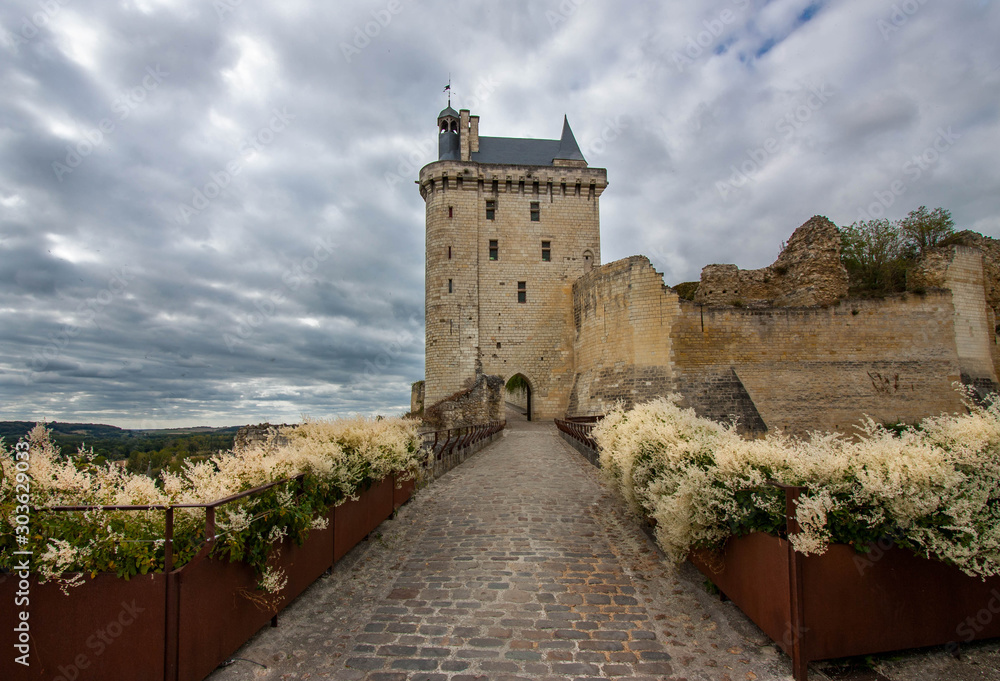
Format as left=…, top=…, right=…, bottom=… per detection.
left=571, top=256, right=967, bottom=435
left=670, top=295, right=964, bottom=435
left=695, top=216, right=848, bottom=308
left=423, top=374, right=504, bottom=430
left=910, top=239, right=1000, bottom=384
left=410, top=381, right=425, bottom=416
left=569, top=257, right=680, bottom=417
left=234, top=423, right=291, bottom=449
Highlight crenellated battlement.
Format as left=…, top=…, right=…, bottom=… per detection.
left=418, top=161, right=607, bottom=200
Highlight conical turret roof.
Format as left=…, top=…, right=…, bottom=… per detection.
left=554, top=115, right=586, bottom=162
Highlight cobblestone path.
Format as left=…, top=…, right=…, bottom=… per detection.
left=209, top=417, right=796, bottom=681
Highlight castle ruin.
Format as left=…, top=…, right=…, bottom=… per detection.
left=416, top=108, right=1000, bottom=434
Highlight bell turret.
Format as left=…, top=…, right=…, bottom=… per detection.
left=438, top=106, right=460, bottom=161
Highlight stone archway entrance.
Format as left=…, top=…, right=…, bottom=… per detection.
left=504, top=374, right=532, bottom=422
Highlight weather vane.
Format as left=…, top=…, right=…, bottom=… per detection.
left=444, top=75, right=451, bottom=107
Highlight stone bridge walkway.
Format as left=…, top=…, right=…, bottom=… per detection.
left=207, top=416, right=996, bottom=681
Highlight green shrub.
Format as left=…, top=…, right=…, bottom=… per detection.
left=594, top=393, right=1000, bottom=578
left=0, top=418, right=420, bottom=593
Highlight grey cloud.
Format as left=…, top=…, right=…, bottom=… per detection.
left=1, top=0, right=998, bottom=426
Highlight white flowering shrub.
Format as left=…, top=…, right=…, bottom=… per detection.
left=593, top=394, right=1000, bottom=579
left=0, top=417, right=420, bottom=592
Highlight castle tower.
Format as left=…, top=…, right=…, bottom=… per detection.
left=419, top=107, right=608, bottom=421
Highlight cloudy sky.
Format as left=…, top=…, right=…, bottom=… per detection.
left=2, top=0, right=999, bottom=428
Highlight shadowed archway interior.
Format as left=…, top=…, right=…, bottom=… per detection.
left=504, top=374, right=532, bottom=421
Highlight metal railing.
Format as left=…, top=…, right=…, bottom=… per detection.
left=554, top=417, right=601, bottom=452
left=419, top=420, right=506, bottom=462
left=39, top=474, right=307, bottom=574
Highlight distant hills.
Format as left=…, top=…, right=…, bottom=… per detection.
left=0, top=421, right=245, bottom=473
left=0, top=421, right=243, bottom=443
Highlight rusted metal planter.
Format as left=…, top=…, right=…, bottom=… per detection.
left=2, top=472, right=406, bottom=681
left=333, top=475, right=394, bottom=562
left=690, top=491, right=1000, bottom=680
left=172, top=513, right=335, bottom=681
left=0, top=572, right=166, bottom=681
left=393, top=474, right=416, bottom=510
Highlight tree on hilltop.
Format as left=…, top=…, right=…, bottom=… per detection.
left=840, top=218, right=910, bottom=294
left=898, top=205, right=954, bottom=256
left=841, top=205, right=954, bottom=296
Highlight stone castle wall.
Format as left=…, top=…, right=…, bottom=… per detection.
left=423, top=373, right=504, bottom=430
left=569, top=256, right=679, bottom=417
left=669, top=295, right=964, bottom=435
left=910, top=240, right=1000, bottom=384
left=418, top=114, right=999, bottom=433
left=695, top=216, right=848, bottom=307
left=570, top=256, right=969, bottom=435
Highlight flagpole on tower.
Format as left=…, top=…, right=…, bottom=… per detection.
left=444, top=74, right=451, bottom=107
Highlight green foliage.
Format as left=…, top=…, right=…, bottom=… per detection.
left=840, top=218, right=912, bottom=295
left=0, top=421, right=239, bottom=473
left=0, top=418, right=420, bottom=592
left=594, top=395, right=1000, bottom=578
left=899, top=205, right=954, bottom=257
left=672, top=281, right=699, bottom=301
left=840, top=206, right=954, bottom=297
left=505, top=374, right=529, bottom=395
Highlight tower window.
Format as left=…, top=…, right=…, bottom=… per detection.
left=489, top=240, right=498, bottom=261
left=530, top=202, right=540, bottom=222
left=532, top=181, right=539, bottom=195
left=517, top=281, right=526, bottom=304
left=492, top=179, right=499, bottom=193
left=542, top=241, right=551, bottom=262
left=448, top=246, right=452, bottom=259
left=448, top=206, right=453, bottom=218
left=448, top=279, right=453, bottom=293
left=486, top=200, right=495, bottom=221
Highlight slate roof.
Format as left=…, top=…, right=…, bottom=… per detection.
left=469, top=116, right=587, bottom=166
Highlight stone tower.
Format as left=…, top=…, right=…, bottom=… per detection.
left=418, top=106, right=608, bottom=422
